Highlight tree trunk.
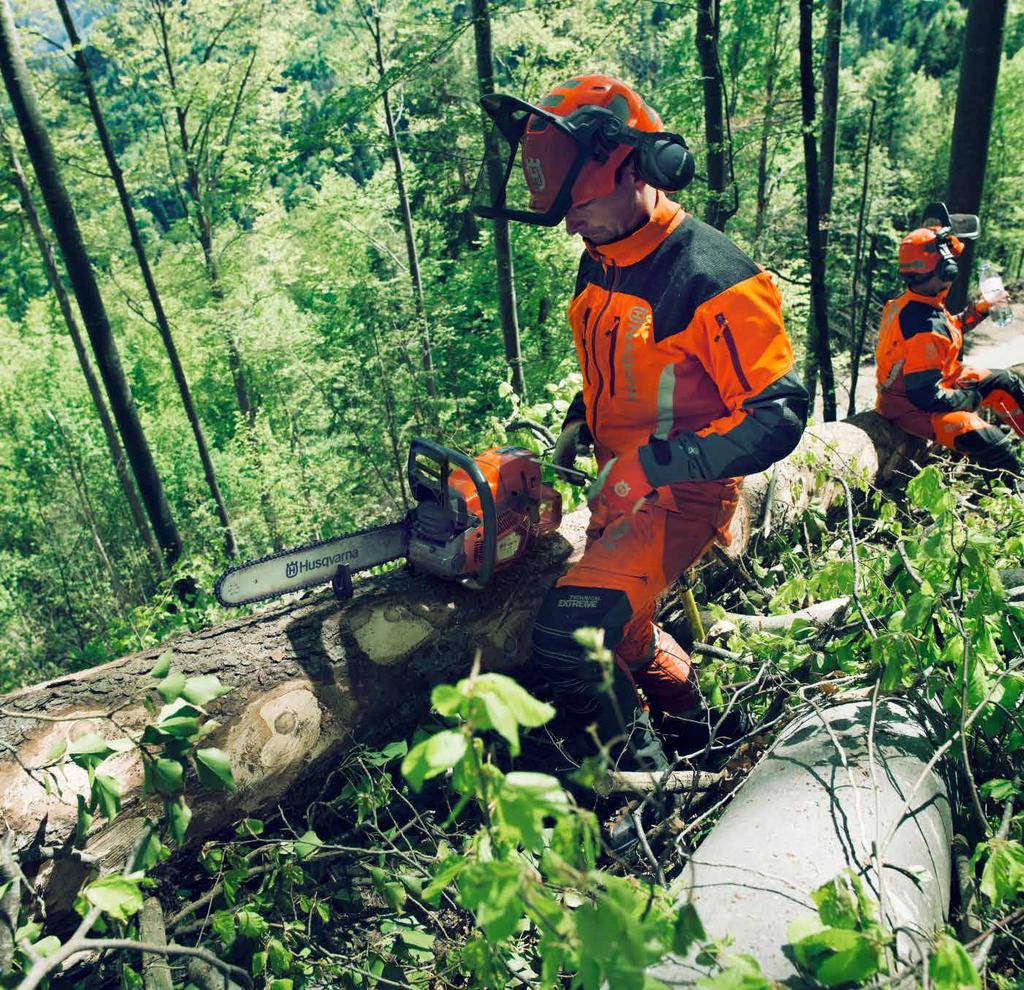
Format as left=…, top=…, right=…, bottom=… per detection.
left=799, top=0, right=838, bottom=421
left=818, top=0, right=843, bottom=234
left=754, top=0, right=786, bottom=246
left=847, top=97, right=876, bottom=412
left=371, top=15, right=438, bottom=405
left=848, top=232, right=879, bottom=416
left=0, top=408, right=929, bottom=911
left=0, top=0, right=181, bottom=564
left=0, top=125, right=164, bottom=577
left=56, top=0, right=238, bottom=559
left=695, top=0, right=733, bottom=231
left=154, top=3, right=255, bottom=424
left=470, top=0, right=526, bottom=399
left=945, top=0, right=1009, bottom=311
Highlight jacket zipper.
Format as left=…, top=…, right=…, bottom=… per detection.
left=579, top=306, right=592, bottom=384
left=715, top=313, right=752, bottom=392
left=590, top=261, right=620, bottom=437
left=606, top=316, right=621, bottom=397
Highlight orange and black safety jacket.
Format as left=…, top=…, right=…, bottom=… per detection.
left=875, top=289, right=988, bottom=417
left=562, top=195, right=807, bottom=489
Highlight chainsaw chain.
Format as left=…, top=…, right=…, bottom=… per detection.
left=214, top=517, right=407, bottom=607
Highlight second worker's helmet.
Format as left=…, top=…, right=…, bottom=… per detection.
left=898, top=226, right=965, bottom=283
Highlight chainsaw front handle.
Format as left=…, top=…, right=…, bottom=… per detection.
left=407, top=438, right=498, bottom=590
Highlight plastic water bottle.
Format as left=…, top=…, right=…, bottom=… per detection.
left=978, top=262, right=1013, bottom=327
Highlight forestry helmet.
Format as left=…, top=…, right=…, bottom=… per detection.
left=473, top=74, right=695, bottom=226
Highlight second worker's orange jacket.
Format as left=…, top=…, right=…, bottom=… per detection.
left=875, top=288, right=989, bottom=421
left=563, top=194, right=807, bottom=498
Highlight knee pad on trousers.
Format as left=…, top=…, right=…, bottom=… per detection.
left=531, top=584, right=634, bottom=716
left=955, top=425, right=1023, bottom=475
left=978, top=369, right=1024, bottom=405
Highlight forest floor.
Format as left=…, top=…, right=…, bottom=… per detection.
left=816, top=299, right=1024, bottom=420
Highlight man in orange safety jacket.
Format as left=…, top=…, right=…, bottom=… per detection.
left=876, top=209, right=1022, bottom=477
left=474, top=75, right=808, bottom=760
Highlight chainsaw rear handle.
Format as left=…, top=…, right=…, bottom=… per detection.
left=407, top=438, right=497, bottom=590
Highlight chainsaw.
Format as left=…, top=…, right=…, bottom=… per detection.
left=215, top=438, right=567, bottom=607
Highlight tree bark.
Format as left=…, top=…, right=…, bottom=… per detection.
left=695, top=0, right=734, bottom=231
left=0, top=125, right=164, bottom=576
left=470, top=0, right=526, bottom=399
left=848, top=232, right=879, bottom=415
left=818, top=0, right=843, bottom=234
left=945, top=0, right=1009, bottom=311
left=0, top=0, right=181, bottom=563
left=754, top=0, right=787, bottom=246
left=56, top=0, right=238, bottom=559
left=0, top=409, right=928, bottom=911
left=798, top=0, right=838, bottom=421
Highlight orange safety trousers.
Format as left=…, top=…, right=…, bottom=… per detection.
left=885, top=367, right=1024, bottom=452
left=531, top=479, right=738, bottom=718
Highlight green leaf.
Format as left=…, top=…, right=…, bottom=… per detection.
left=195, top=748, right=236, bottom=792
left=34, top=935, right=60, bottom=959
left=474, top=673, right=555, bottom=730
left=294, top=829, right=323, bottom=860
left=673, top=902, right=706, bottom=956
left=980, top=778, right=1017, bottom=801
left=811, top=873, right=869, bottom=930
left=423, top=855, right=467, bottom=904
left=135, top=829, right=171, bottom=871
left=84, top=875, right=143, bottom=922
left=790, top=927, right=884, bottom=986
left=979, top=839, right=1024, bottom=908
left=431, top=683, right=463, bottom=717
left=384, top=881, right=407, bottom=911
left=930, top=933, right=980, bottom=990
left=40, top=739, right=67, bottom=767
left=68, top=733, right=114, bottom=771
left=92, top=773, right=122, bottom=820
left=183, top=674, right=230, bottom=707
left=150, top=758, right=184, bottom=798
left=401, top=730, right=467, bottom=791
left=251, top=951, right=267, bottom=977
left=156, top=699, right=203, bottom=738
left=157, top=671, right=186, bottom=704
left=267, top=937, right=291, bottom=975
left=908, top=466, right=954, bottom=518
left=458, top=860, right=526, bottom=942
left=236, top=909, right=268, bottom=939
left=494, top=772, right=569, bottom=850
left=165, top=800, right=192, bottom=845
left=150, top=650, right=172, bottom=679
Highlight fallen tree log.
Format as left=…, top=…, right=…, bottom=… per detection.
left=650, top=699, right=952, bottom=984
left=0, top=411, right=942, bottom=907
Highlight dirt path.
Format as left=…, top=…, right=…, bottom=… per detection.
left=816, top=300, right=1024, bottom=420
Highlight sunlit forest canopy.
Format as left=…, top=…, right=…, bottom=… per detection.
left=0, top=0, right=1022, bottom=681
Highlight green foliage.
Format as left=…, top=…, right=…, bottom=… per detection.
left=787, top=872, right=888, bottom=986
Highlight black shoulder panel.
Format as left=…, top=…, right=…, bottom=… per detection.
left=574, top=252, right=600, bottom=299
left=898, top=300, right=950, bottom=341
left=615, top=217, right=761, bottom=342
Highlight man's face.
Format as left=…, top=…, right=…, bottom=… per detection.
left=910, top=272, right=955, bottom=296
left=564, top=162, right=651, bottom=244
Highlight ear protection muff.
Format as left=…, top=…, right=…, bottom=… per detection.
left=589, top=110, right=695, bottom=192
left=935, top=245, right=960, bottom=282
left=634, top=132, right=696, bottom=191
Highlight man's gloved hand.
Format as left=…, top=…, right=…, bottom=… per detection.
left=586, top=451, right=657, bottom=518
left=552, top=420, right=592, bottom=484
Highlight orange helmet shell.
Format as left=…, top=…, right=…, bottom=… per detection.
left=522, top=74, right=663, bottom=209
left=898, top=225, right=965, bottom=277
